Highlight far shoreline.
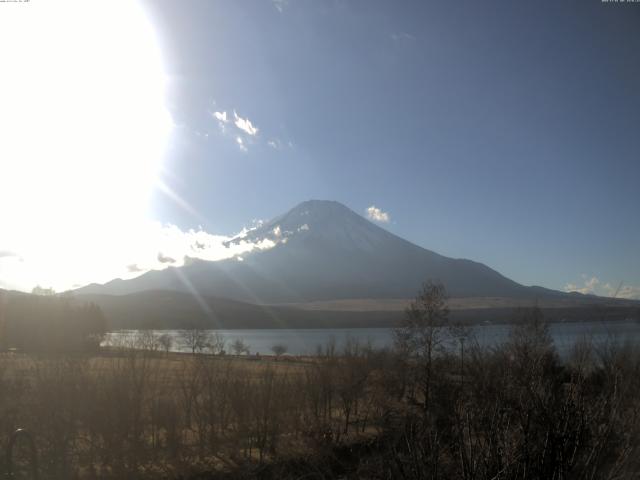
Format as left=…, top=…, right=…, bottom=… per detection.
left=103, top=303, right=639, bottom=331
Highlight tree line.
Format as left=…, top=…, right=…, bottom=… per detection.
left=0, top=292, right=106, bottom=352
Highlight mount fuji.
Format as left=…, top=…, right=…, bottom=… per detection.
left=77, top=200, right=566, bottom=303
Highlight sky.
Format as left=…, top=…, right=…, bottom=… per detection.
left=0, top=0, right=639, bottom=298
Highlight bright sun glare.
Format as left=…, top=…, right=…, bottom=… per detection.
left=0, top=1, right=173, bottom=290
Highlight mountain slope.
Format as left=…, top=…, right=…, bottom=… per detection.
left=75, top=290, right=405, bottom=329
left=77, top=200, right=566, bottom=303
left=74, top=290, right=640, bottom=330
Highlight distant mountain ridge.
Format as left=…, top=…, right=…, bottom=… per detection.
left=77, top=200, right=572, bottom=303
left=3, top=287, right=635, bottom=332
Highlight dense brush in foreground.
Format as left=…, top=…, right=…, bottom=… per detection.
left=1, top=285, right=640, bottom=479
left=1, top=326, right=639, bottom=479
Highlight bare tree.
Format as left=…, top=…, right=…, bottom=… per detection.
left=0, top=290, right=6, bottom=352
left=394, top=280, right=449, bottom=412
left=158, top=333, right=173, bottom=354
left=136, top=330, right=159, bottom=352
left=271, top=343, right=287, bottom=359
left=180, top=329, right=210, bottom=355
left=205, top=331, right=226, bottom=355
left=231, top=338, right=250, bottom=356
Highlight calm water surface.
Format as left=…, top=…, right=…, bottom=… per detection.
left=104, top=319, right=640, bottom=357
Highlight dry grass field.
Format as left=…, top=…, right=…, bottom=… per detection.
left=278, top=295, right=640, bottom=312
left=0, top=345, right=390, bottom=479
left=3, top=305, right=640, bottom=479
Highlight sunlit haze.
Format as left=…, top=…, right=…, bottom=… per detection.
left=1, top=1, right=202, bottom=290
left=0, top=1, right=639, bottom=299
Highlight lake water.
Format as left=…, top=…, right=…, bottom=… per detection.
left=104, top=319, right=640, bottom=357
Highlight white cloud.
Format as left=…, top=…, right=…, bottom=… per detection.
left=273, top=0, right=288, bottom=12
left=268, top=138, right=294, bottom=150
left=616, top=286, right=640, bottom=300
left=391, top=32, right=416, bottom=42
left=298, top=224, right=309, bottom=232
left=564, top=275, right=600, bottom=295
left=213, top=111, right=228, bottom=123
left=0, top=221, right=282, bottom=293
left=233, top=110, right=258, bottom=136
left=366, top=205, right=390, bottom=223
left=236, top=136, right=248, bottom=152
left=211, top=106, right=292, bottom=152
left=564, top=275, right=640, bottom=300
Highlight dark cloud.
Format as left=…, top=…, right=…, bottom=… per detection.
left=157, top=252, right=176, bottom=264
left=127, top=264, right=143, bottom=272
